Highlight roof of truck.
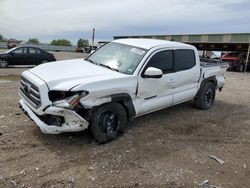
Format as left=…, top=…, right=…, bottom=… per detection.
left=113, top=38, right=193, bottom=50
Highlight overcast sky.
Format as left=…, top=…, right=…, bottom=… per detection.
left=0, top=0, right=249, bottom=44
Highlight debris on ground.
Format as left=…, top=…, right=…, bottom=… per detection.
left=198, top=179, right=209, bottom=186
left=208, top=155, right=225, bottom=165
left=10, top=180, right=18, bottom=186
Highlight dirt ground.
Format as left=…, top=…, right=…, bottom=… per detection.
left=0, top=56, right=250, bottom=187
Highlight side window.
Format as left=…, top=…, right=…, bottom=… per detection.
left=29, top=48, right=36, bottom=54
left=29, top=48, right=41, bottom=54
left=145, top=50, right=173, bottom=74
left=174, top=49, right=196, bottom=71
left=13, top=48, right=28, bottom=54
left=36, top=49, right=41, bottom=54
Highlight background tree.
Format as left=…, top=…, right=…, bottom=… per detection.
left=77, top=38, right=89, bottom=48
left=28, top=38, right=39, bottom=44
left=50, top=39, right=72, bottom=46
left=0, top=34, right=3, bottom=41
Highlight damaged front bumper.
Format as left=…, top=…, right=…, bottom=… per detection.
left=19, top=99, right=89, bottom=134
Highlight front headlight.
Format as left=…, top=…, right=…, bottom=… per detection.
left=52, top=91, right=88, bottom=110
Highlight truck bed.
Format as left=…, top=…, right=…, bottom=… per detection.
left=200, top=58, right=229, bottom=68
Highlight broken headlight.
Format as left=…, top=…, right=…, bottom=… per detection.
left=52, top=91, right=88, bottom=110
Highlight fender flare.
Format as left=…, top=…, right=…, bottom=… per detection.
left=196, top=76, right=217, bottom=98
left=83, top=93, right=136, bottom=121
left=110, top=93, right=136, bottom=120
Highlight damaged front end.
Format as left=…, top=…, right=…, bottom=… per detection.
left=19, top=87, right=90, bottom=134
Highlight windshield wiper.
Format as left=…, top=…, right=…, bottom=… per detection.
left=85, top=58, right=98, bottom=65
left=85, top=59, right=120, bottom=72
left=98, top=63, right=120, bottom=72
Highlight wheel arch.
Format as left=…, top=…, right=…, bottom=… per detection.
left=110, top=93, right=136, bottom=121
left=82, top=93, right=136, bottom=122
left=196, top=76, right=217, bottom=98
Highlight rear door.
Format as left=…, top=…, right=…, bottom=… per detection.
left=136, top=49, right=175, bottom=115
left=172, top=49, right=200, bottom=104
left=28, top=47, right=43, bottom=65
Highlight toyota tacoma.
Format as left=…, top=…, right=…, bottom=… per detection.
left=19, top=39, right=228, bottom=143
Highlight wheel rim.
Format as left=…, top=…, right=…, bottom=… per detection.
left=204, top=87, right=214, bottom=107
left=99, top=111, right=118, bottom=135
left=0, top=60, right=8, bottom=68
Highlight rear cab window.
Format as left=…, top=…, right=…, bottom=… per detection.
left=174, top=49, right=196, bottom=71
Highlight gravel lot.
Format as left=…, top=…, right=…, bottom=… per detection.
left=0, top=54, right=250, bottom=187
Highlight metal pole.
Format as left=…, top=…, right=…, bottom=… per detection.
left=245, top=44, right=250, bottom=73
left=91, top=28, right=95, bottom=49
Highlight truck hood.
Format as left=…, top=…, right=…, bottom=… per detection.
left=28, top=58, right=127, bottom=90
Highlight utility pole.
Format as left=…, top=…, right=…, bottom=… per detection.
left=91, top=28, right=95, bottom=50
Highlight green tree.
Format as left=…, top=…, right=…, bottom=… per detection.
left=77, top=38, right=89, bottom=48
left=28, top=38, right=39, bottom=44
left=50, top=39, right=72, bottom=46
left=0, top=34, right=3, bottom=41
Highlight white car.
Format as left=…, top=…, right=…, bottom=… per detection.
left=19, top=39, right=228, bottom=143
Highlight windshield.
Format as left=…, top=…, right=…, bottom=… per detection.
left=87, top=42, right=147, bottom=75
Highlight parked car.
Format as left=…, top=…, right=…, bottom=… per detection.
left=7, top=39, right=18, bottom=49
left=84, top=46, right=97, bottom=53
left=19, top=39, right=228, bottom=144
left=0, top=46, right=56, bottom=68
left=220, top=52, right=249, bottom=72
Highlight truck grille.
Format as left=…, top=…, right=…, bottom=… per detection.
left=20, top=76, right=41, bottom=108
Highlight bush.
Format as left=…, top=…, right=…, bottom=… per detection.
left=28, top=38, right=39, bottom=44
left=77, top=38, right=89, bottom=48
left=50, top=39, right=72, bottom=46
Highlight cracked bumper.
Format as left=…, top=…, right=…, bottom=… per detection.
left=19, top=99, right=89, bottom=134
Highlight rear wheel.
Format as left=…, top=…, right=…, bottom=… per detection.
left=195, top=82, right=216, bottom=110
left=0, top=59, right=8, bottom=68
left=89, top=103, right=127, bottom=144
left=41, top=59, right=48, bottom=64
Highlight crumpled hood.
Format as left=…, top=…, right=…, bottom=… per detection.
left=28, top=58, right=127, bottom=90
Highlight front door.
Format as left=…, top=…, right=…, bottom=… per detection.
left=136, top=50, right=175, bottom=115
left=8, top=47, right=28, bottom=65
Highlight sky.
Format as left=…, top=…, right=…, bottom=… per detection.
left=0, top=0, right=250, bottom=44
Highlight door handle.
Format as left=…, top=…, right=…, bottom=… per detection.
left=192, top=74, right=198, bottom=77
left=167, top=79, right=175, bottom=83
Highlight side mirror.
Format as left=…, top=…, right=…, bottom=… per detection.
left=10, top=51, right=15, bottom=55
left=143, top=67, right=163, bottom=78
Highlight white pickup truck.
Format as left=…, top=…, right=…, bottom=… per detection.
left=19, top=39, right=228, bottom=143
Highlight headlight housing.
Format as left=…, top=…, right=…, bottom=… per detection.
left=49, top=91, right=88, bottom=110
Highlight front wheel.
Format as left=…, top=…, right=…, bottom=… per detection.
left=0, top=59, right=8, bottom=68
left=195, top=82, right=216, bottom=110
left=89, top=103, right=127, bottom=144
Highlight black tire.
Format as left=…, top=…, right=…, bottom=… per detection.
left=0, top=59, right=8, bottom=68
left=41, top=59, right=48, bottom=64
left=195, top=82, right=216, bottom=110
left=89, top=103, right=127, bottom=144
